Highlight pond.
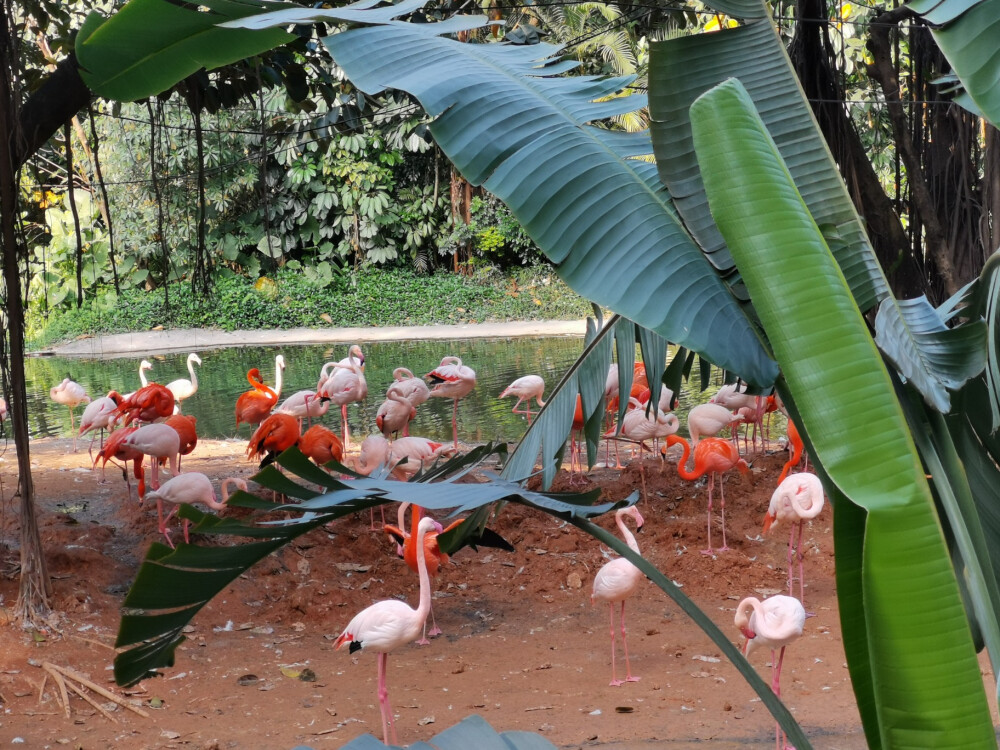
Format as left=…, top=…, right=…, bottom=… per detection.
left=21, top=336, right=754, bottom=447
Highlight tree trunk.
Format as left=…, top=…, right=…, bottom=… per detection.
left=0, top=6, right=52, bottom=625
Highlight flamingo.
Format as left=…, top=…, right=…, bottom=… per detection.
left=121, top=422, right=180, bottom=494
left=165, top=353, right=202, bottom=410
left=636, top=384, right=677, bottom=413
left=711, top=383, right=765, bottom=451
left=499, top=375, right=546, bottom=424
left=93, top=426, right=145, bottom=498
left=316, top=345, right=366, bottom=391
left=356, top=435, right=455, bottom=479
left=50, top=378, right=91, bottom=450
left=591, top=505, right=645, bottom=686
left=778, top=418, right=806, bottom=483
left=298, top=424, right=344, bottom=467
left=247, top=412, right=300, bottom=467
left=382, top=504, right=457, bottom=643
left=687, top=403, right=742, bottom=447
left=143, top=471, right=226, bottom=548
left=607, top=398, right=679, bottom=500
left=235, top=363, right=281, bottom=428
left=318, top=350, right=367, bottom=449
left=764, top=472, right=825, bottom=604
left=276, top=389, right=330, bottom=429
left=164, top=414, right=198, bottom=471
left=376, top=388, right=417, bottom=439
left=0, top=396, right=6, bottom=424
left=334, top=515, right=437, bottom=747
left=222, top=477, right=249, bottom=502
left=123, top=360, right=154, bottom=400
left=113, top=383, right=174, bottom=427
left=78, top=391, right=123, bottom=458
left=735, top=594, right=806, bottom=750
left=663, top=434, right=750, bottom=555
left=426, top=355, right=476, bottom=449
left=389, top=367, right=430, bottom=410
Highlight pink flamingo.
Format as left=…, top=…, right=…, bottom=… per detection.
left=426, top=355, right=476, bottom=449
left=318, top=350, right=367, bottom=449
left=356, top=435, right=455, bottom=479
left=78, top=391, right=123, bottom=458
left=316, top=345, right=365, bottom=391
left=276, top=389, right=330, bottom=430
left=143, top=471, right=224, bottom=548
left=334, top=515, right=437, bottom=746
left=376, top=388, right=417, bottom=439
left=607, top=398, right=679, bottom=500
left=710, top=383, right=765, bottom=450
left=735, top=594, right=806, bottom=750
left=764, top=472, right=825, bottom=604
left=0, top=396, right=6, bottom=424
left=499, top=374, right=546, bottom=424
left=687, top=403, right=742, bottom=447
left=50, top=377, right=91, bottom=450
left=389, top=367, right=430, bottom=409
left=121, top=422, right=180, bottom=494
left=165, top=352, right=202, bottom=411
left=664, top=434, right=750, bottom=555
left=591, top=505, right=645, bottom=686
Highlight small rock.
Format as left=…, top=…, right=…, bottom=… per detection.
left=237, top=674, right=260, bottom=686
left=566, top=572, right=583, bottom=589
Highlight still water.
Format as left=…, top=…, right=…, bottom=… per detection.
left=23, top=336, right=738, bottom=445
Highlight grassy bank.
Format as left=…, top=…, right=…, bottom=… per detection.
left=27, top=266, right=594, bottom=349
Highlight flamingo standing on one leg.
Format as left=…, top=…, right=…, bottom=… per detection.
left=334, top=516, right=437, bottom=747
left=143, top=471, right=227, bottom=548
left=499, top=375, right=546, bottom=424
left=735, top=594, right=806, bottom=750
left=121, top=422, right=181, bottom=495
left=376, top=388, right=417, bottom=439
left=764, top=472, right=825, bottom=604
left=165, top=353, right=202, bottom=411
left=426, top=356, right=476, bottom=449
left=318, top=350, right=367, bottom=449
left=50, top=378, right=91, bottom=450
left=388, top=367, right=430, bottom=414
left=663, top=434, right=750, bottom=555
left=591, top=505, right=645, bottom=686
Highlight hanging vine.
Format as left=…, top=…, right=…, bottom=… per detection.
left=63, top=122, right=84, bottom=308
left=87, top=103, right=119, bottom=294
left=146, top=99, right=168, bottom=312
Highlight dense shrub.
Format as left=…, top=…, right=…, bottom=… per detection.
left=26, top=266, right=593, bottom=349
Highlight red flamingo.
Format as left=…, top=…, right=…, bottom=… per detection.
left=50, top=378, right=91, bottom=450
left=93, top=426, right=145, bottom=499
left=764, top=472, right=825, bottom=604
left=247, top=412, right=300, bottom=466
left=778, top=418, right=806, bottom=483
left=334, top=516, right=437, bottom=746
left=164, top=414, right=198, bottom=471
left=735, top=594, right=806, bottom=750
left=426, top=355, right=476, bottom=449
left=591, top=505, right=645, bottom=686
left=376, top=388, right=417, bottom=439
left=165, top=353, right=202, bottom=411
left=114, top=383, right=174, bottom=427
left=235, top=368, right=279, bottom=429
left=664, top=434, right=750, bottom=555
left=298, top=424, right=344, bottom=466
left=122, top=423, right=181, bottom=494
left=78, top=391, right=123, bottom=458
left=499, top=374, right=546, bottom=424
left=144, top=471, right=227, bottom=548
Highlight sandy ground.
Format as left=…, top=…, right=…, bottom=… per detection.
left=0, top=431, right=888, bottom=750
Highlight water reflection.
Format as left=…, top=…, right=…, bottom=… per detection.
left=22, top=337, right=778, bottom=446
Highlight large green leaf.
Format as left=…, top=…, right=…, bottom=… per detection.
left=691, top=77, right=995, bottom=747
left=76, top=0, right=297, bottom=102
left=907, top=0, right=1000, bottom=127
left=219, top=5, right=776, bottom=386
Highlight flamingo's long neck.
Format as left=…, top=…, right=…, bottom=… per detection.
left=221, top=478, right=247, bottom=504
left=274, top=358, right=284, bottom=399
left=669, top=435, right=700, bottom=480
left=414, top=520, right=433, bottom=624
left=140, top=366, right=150, bottom=388
left=188, top=357, right=199, bottom=390
left=398, top=502, right=411, bottom=533
left=618, top=514, right=640, bottom=554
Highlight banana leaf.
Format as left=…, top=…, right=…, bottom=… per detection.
left=690, top=77, right=995, bottom=747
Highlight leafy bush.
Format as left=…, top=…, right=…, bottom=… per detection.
left=26, top=265, right=593, bottom=349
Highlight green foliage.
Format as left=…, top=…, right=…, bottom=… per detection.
left=26, top=266, right=592, bottom=349
left=442, top=195, right=543, bottom=268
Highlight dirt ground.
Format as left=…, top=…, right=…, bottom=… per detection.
left=0, top=433, right=986, bottom=749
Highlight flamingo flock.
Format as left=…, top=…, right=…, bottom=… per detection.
left=35, top=346, right=826, bottom=747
